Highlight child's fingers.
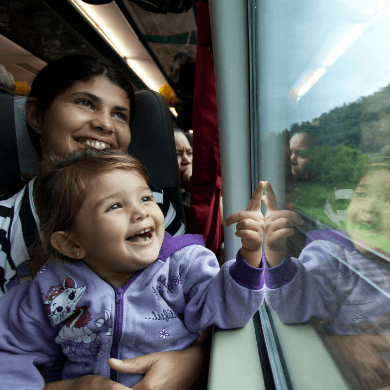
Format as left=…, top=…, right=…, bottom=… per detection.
left=261, top=181, right=279, bottom=212
left=224, top=211, right=263, bottom=227
left=266, top=210, right=304, bottom=225
left=247, top=181, right=265, bottom=212
left=268, top=227, right=296, bottom=243
left=235, top=229, right=263, bottom=250
left=266, top=217, right=296, bottom=234
left=236, top=218, right=264, bottom=233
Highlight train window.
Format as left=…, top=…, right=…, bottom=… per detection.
left=251, top=0, right=390, bottom=389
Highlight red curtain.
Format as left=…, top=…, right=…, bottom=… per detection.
left=189, top=0, right=223, bottom=257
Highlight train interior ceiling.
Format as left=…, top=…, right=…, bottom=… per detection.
left=0, top=0, right=197, bottom=129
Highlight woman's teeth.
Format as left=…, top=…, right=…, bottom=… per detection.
left=78, top=139, right=110, bottom=150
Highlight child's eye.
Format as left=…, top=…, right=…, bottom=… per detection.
left=355, top=192, right=367, bottom=198
left=106, top=203, right=121, bottom=211
left=141, top=195, right=154, bottom=203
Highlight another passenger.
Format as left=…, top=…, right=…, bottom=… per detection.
left=0, top=55, right=200, bottom=390
left=174, top=128, right=193, bottom=223
left=0, top=148, right=266, bottom=389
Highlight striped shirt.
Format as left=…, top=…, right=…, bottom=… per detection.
left=0, top=179, right=185, bottom=297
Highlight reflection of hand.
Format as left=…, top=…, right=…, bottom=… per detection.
left=323, top=333, right=390, bottom=390
left=224, top=181, right=265, bottom=267
left=181, top=165, right=192, bottom=189
left=108, top=341, right=207, bottom=390
left=262, top=182, right=303, bottom=267
left=285, top=187, right=300, bottom=211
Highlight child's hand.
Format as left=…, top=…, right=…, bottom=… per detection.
left=224, top=181, right=265, bottom=268
left=262, top=181, right=303, bottom=267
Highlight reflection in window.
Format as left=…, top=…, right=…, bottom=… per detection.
left=254, top=1, right=390, bottom=389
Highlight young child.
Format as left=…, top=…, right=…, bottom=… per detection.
left=262, top=159, right=390, bottom=336
left=0, top=148, right=300, bottom=389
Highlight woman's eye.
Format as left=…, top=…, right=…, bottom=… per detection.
left=107, top=203, right=121, bottom=211
left=141, top=195, right=154, bottom=203
left=77, top=99, right=92, bottom=108
left=113, top=112, right=128, bottom=121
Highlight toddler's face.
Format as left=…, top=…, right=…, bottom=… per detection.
left=73, top=169, right=165, bottom=287
left=346, top=169, right=390, bottom=259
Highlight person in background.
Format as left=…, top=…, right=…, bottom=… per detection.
left=174, top=128, right=193, bottom=225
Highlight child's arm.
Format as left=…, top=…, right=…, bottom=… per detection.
left=261, top=181, right=303, bottom=267
left=224, top=181, right=265, bottom=267
left=0, top=281, right=60, bottom=389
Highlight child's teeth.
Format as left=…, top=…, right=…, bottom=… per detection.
left=144, top=236, right=150, bottom=242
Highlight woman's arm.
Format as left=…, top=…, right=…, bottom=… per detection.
left=44, top=329, right=211, bottom=390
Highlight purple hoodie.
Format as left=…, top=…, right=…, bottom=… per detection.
left=0, top=233, right=264, bottom=389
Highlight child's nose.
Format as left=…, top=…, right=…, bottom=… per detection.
left=132, top=206, right=149, bottom=222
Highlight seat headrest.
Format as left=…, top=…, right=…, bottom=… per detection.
left=128, top=90, right=180, bottom=189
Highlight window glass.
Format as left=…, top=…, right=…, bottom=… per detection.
left=253, top=1, right=390, bottom=388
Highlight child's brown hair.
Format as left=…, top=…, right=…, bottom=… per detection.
left=31, top=148, right=148, bottom=274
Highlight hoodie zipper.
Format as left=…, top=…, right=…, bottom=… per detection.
left=109, top=270, right=145, bottom=382
left=110, top=286, right=124, bottom=381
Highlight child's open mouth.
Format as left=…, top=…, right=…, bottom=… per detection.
left=126, top=228, right=153, bottom=243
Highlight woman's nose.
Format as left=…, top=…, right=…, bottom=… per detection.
left=91, top=111, right=114, bottom=133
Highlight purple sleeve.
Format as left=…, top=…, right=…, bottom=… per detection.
left=262, top=251, right=298, bottom=289
left=0, top=279, right=60, bottom=388
left=228, top=249, right=264, bottom=289
left=180, top=246, right=265, bottom=332
left=263, top=241, right=342, bottom=323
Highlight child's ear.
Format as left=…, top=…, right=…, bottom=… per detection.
left=25, top=97, right=43, bottom=134
left=50, top=231, right=86, bottom=260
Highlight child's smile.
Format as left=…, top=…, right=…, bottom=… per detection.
left=346, top=169, right=390, bottom=259
left=72, top=169, right=165, bottom=287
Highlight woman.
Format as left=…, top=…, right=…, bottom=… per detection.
left=174, top=129, right=193, bottom=224
left=0, top=55, right=208, bottom=390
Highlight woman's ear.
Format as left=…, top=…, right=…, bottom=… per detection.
left=50, top=231, right=86, bottom=260
left=25, top=97, right=43, bottom=134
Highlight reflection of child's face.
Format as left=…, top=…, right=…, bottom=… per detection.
left=346, top=169, right=390, bottom=259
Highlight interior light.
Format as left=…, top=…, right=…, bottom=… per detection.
left=189, top=129, right=193, bottom=133
left=296, top=67, right=326, bottom=98
left=69, top=0, right=169, bottom=91
left=169, top=107, right=178, bottom=117
left=323, top=24, right=366, bottom=67
left=70, top=1, right=125, bottom=58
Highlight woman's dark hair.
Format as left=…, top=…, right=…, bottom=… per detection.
left=30, top=148, right=147, bottom=273
left=27, top=55, right=135, bottom=155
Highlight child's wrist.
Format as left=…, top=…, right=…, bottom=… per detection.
left=265, top=248, right=287, bottom=268
left=240, top=247, right=263, bottom=268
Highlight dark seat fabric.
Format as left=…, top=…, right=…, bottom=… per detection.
left=0, top=90, right=185, bottom=225
left=128, top=90, right=186, bottom=225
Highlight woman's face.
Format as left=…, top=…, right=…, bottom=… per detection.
left=174, top=132, right=193, bottom=174
left=346, top=169, right=390, bottom=259
left=29, top=75, right=131, bottom=160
